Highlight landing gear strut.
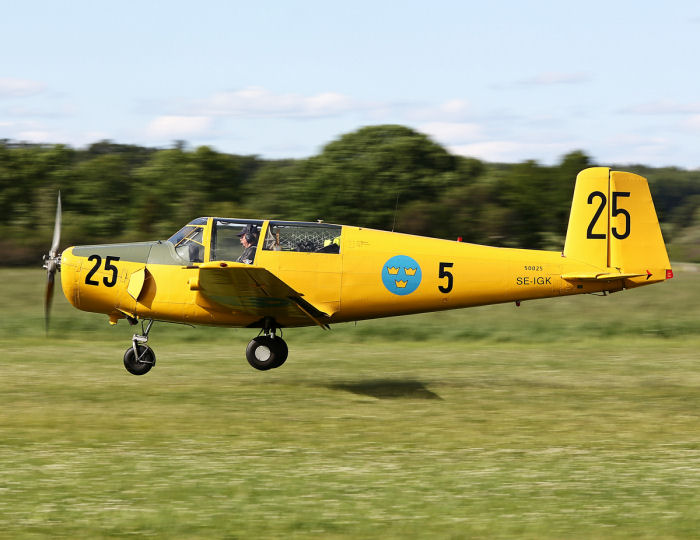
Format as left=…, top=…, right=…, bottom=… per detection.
left=123, top=319, right=156, bottom=375
left=246, top=320, right=288, bottom=371
left=121, top=317, right=288, bottom=374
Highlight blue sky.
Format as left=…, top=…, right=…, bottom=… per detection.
left=2, top=1, right=700, bottom=168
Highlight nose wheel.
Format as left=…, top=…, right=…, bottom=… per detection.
left=246, top=325, right=288, bottom=371
left=123, top=319, right=156, bottom=375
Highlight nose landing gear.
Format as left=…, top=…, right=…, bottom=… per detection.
left=123, top=319, right=156, bottom=375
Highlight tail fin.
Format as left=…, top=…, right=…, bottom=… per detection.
left=563, top=167, right=672, bottom=286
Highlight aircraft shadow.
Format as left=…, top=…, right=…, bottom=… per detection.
left=328, top=379, right=443, bottom=400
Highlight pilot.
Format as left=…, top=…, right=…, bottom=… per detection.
left=237, top=224, right=258, bottom=265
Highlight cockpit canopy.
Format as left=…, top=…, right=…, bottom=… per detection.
left=167, top=217, right=342, bottom=264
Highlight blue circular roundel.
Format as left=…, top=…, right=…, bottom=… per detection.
left=382, top=255, right=422, bottom=296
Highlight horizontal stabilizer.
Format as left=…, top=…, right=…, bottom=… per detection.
left=562, top=272, right=644, bottom=282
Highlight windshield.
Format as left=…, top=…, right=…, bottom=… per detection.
left=168, top=222, right=206, bottom=263
left=167, top=217, right=207, bottom=244
left=168, top=225, right=197, bottom=246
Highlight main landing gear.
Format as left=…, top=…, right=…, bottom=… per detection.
left=123, top=319, right=156, bottom=376
left=120, top=317, right=289, bottom=375
left=245, top=325, right=289, bottom=371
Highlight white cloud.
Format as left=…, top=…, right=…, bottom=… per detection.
left=400, top=99, right=474, bottom=122
left=437, top=99, right=470, bottom=116
left=684, top=114, right=700, bottom=130
left=450, top=140, right=571, bottom=163
left=620, top=100, right=700, bottom=115
left=595, top=135, right=674, bottom=166
left=517, top=72, right=592, bottom=86
left=17, top=130, right=53, bottom=142
left=0, top=77, right=47, bottom=98
left=6, top=104, right=77, bottom=118
left=145, top=116, right=213, bottom=139
left=419, top=121, right=483, bottom=143
left=0, top=118, right=39, bottom=130
left=192, top=87, right=358, bottom=118
left=161, top=89, right=474, bottom=128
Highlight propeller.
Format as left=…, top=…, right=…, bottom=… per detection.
left=42, top=191, right=62, bottom=333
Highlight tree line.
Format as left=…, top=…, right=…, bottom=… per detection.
left=2, top=125, right=700, bottom=265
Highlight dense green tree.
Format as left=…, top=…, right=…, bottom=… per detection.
left=84, top=140, right=155, bottom=168
left=276, top=125, right=462, bottom=228
left=2, top=131, right=700, bottom=265
left=130, top=148, right=204, bottom=238
left=191, top=146, right=259, bottom=204
left=245, top=159, right=304, bottom=219
left=552, top=151, right=591, bottom=235
left=498, top=160, right=553, bottom=248
left=429, top=171, right=511, bottom=245
left=67, top=154, right=134, bottom=239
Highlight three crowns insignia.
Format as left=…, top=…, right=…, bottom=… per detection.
left=384, top=259, right=420, bottom=293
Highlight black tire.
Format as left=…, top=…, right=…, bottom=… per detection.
left=123, top=345, right=155, bottom=375
left=270, top=338, right=288, bottom=369
left=246, top=336, right=288, bottom=370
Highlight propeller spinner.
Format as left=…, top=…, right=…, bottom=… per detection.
left=42, top=192, right=62, bottom=332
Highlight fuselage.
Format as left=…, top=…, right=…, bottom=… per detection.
left=59, top=217, right=656, bottom=329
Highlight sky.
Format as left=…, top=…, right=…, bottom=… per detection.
left=2, top=0, right=700, bottom=168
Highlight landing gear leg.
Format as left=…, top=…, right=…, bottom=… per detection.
left=123, top=319, right=156, bottom=375
left=246, top=319, right=288, bottom=371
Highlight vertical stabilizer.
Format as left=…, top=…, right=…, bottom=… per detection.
left=563, top=167, right=610, bottom=268
left=563, top=167, right=671, bottom=286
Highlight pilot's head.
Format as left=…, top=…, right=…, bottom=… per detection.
left=238, top=224, right=258, bottom=247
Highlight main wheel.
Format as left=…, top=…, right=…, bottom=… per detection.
left=123, top=345, right=156, bottom=375
left=270, top=338, right=288, bottom=369
left=246, top=336, right=288, bottom=370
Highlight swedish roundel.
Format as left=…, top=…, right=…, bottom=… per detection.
left=382, top=255, right=422, bottom=296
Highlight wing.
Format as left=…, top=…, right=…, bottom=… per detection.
left=196, top=263, right=331, bottom=328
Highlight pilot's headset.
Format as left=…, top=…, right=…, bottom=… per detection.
left=243, top=225, right=257, bottom=244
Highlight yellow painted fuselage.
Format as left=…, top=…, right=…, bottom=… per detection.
left=59, top=221, right=659, bottom=329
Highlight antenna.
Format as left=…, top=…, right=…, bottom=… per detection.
left=391, top=192, right=400, bottom=232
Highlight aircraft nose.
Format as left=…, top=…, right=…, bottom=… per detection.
left=60, top=247, right=81, bottom=309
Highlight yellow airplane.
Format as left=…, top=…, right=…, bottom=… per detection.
left=43, top=167, right=672, bottom=375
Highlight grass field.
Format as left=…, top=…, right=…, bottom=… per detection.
left=1, top=267, right=699, bottom=538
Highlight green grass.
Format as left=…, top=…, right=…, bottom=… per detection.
left=1, top=267, right=700, bottom=538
